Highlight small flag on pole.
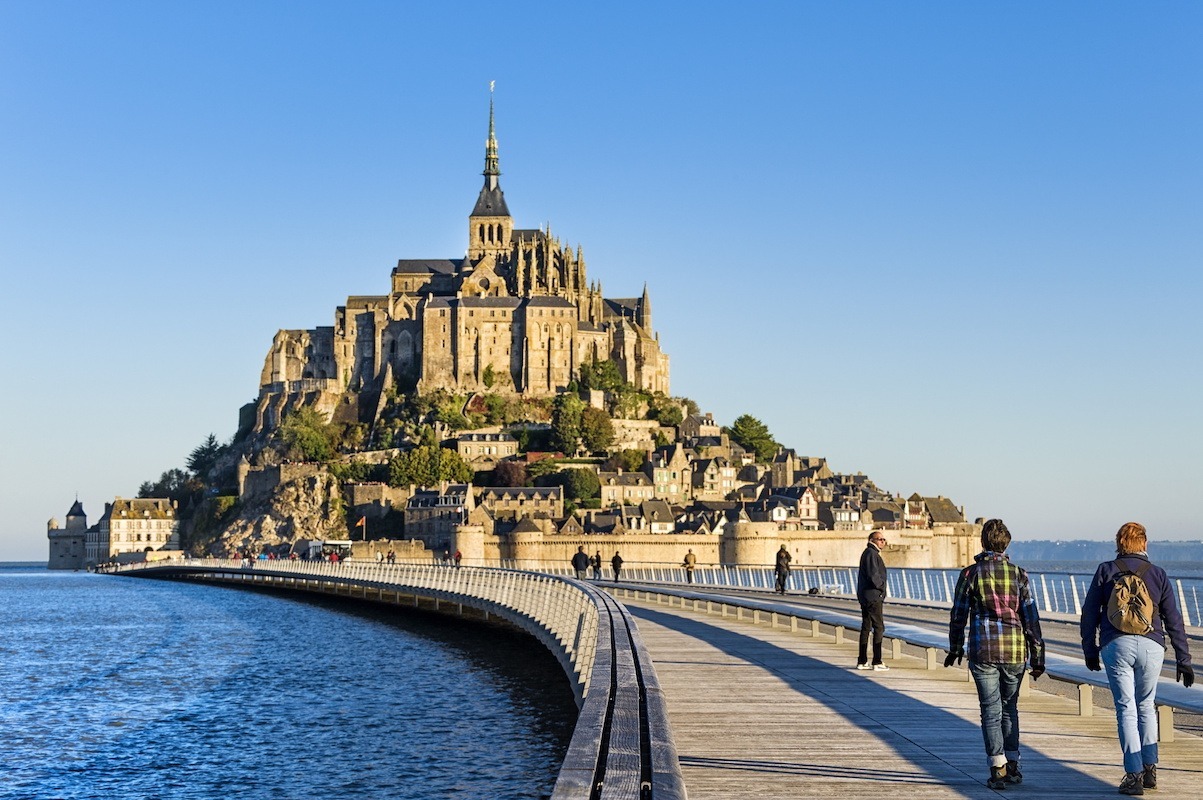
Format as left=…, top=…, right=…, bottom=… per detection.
left=355, top=516, right=366, bottom=529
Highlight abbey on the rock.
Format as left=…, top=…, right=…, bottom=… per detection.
left=255, top=94, right=669, bottom=432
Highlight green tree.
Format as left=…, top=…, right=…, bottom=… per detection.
left=278, top=407, right=336, bottom=462
left=534, top=467, right=600, bottom=501
left=138, top=468, right=204, bottom=507
left=579, top=359, right=625, bottom=392
left=725, top=414, right=779, bottom=462
left=551, top=393, right=586, bottom=453
left=606, top=448, right=647, bottom=473
left=387, top=445, right=473, bottom=487
left=562, top=468, right=600, bottom=500
left=186, top=434, right=226, bottom=479
left=646, top=393, right=684, bottom=428
left=580, top=406, right=615, bottom=453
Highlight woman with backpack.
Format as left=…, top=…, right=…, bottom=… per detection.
left=1080, top=522, right=1194, bottom=796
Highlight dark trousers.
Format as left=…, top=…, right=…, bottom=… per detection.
left=775, top=569, right=789, bottom=593
left=858, top=599, right=885, bottom=665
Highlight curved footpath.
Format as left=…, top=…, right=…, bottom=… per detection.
left=618, top=590, right=1203, bottom=799
left=110, top=561, right=686, bottom=800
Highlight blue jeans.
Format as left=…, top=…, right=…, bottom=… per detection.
left=1102, top=635, right=1164, bottom=773
left=970, top=662, right=1025, bottom=768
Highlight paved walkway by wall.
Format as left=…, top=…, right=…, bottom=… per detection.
left=625, top=599, right=1203, bottom=799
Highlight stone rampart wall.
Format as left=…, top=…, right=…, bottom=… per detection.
left=450, top=521, right=980, bottom=570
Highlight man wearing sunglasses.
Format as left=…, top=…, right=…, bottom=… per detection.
left=856, top=531, right=890, bottom=671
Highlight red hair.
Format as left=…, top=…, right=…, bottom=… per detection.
left=1115, top=522, right=1147, bottom=555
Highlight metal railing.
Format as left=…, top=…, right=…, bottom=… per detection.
left=399, top=558, right=1203, bottom=625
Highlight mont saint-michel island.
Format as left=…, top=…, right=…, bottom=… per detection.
left=47, top=98, right=978, bottom=572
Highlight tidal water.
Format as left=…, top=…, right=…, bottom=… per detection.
left=0, top=564, right=576, bottom=799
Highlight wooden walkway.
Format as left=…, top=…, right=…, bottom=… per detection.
left=625, top=599, right=1203, bottom=799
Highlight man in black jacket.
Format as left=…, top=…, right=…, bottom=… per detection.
left=856, top=530, right=889, bottom=671
left=571, top=546, right=590, bottom=580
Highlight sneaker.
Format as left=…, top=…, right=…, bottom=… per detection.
left=856, top=663, right=872, bottom=670
left=987, top=765, right=1008, bottom=790
left=873, top=663, right=890, bottom=671
left=1142, top=764, right=1157, bottom=790
left=1006, top=760, right=1023, bottom=785
left=1119, top=772, right=1145, bottom=796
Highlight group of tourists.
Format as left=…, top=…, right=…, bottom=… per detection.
left=858, top=519, right=1193, bottom=794
left=571, top=546, right=623, bottom=581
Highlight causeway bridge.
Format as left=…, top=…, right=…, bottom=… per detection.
left=112, top=560, right=1203, bottom=799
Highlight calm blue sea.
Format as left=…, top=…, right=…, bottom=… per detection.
left=0, top=564, right=576, bottom=800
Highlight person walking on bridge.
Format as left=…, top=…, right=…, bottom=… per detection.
left=856, top=531, right=889, bottom=671
left=571, top=546, right=590, bottom=580
left=611, top=551, right=624, bottom=582
left=1081, top=521, right=1193, bottom=796
left=946, top=518, right=1045, bottom=790
left=774, top=545, right=792, bottom=594
left=682, top=549, right=697, bottom=584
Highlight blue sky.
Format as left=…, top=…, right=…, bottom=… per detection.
left=2, top=2, right=1200, bottom=561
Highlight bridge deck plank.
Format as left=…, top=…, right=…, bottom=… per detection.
left=626, top=599, right=1203, bottom=799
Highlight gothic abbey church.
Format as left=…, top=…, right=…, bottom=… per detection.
left=255, top=98, right=670, bottom=432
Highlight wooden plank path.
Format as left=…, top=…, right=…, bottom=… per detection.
left=624, top=599, right=1203, bottom=799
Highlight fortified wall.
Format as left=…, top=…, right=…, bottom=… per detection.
left=449, top=520, right=980, bottom=570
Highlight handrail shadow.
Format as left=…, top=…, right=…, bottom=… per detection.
left=629, top=604, right=1119, bottom=798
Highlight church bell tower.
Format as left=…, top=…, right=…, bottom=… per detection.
left=468, top=84, right=513, bottom=265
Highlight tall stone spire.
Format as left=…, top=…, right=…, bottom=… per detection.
left=484, top=83, right=500, bottom=189
left=468, top=82, right=512, bottom=263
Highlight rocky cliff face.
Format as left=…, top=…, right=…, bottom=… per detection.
left=214, top=468, right=347, bottom=555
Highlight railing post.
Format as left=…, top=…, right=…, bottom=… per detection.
left=1159, top=705, right=1175, bottom=742
left=1078, top=684, right=1093, bottom=716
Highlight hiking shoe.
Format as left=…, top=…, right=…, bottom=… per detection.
left=1006, top=760, right=1022, bottom=785
left=1119, top=772, right=1145, bottom=795
left=987, top=765, right=1008, bottom=790
left=856, top=663, right=872, bottom=670
left=873, top=663, right=890, bottom=671
left=1142, top=764, right=1157, bottom=789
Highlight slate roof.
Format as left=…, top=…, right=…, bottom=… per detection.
left=510, top=517, right=543, bottom=534
left=346, top=295, right=387, bottom=307
left=458, top=296, right=523, bottom=309
left=100, top=498, right=175, bottom=521
left=510, top=228, right=546, bottom=243
left=67, top=500, right=86, bottom=518
left=605, top=298, right=640, bottom=317
left=471, top=185, right=510, bottom=217
left=587, top=513, right=624, bottom=534
left=527, top=295, right=575, bottom=308
left=482, top=487, right=562, bottom=500
left=923, top=496, right=965, bottom=524
left=642, top=500, right=674, bottom=524
left=599, top=472, right=651, bottom=487
left=393, top=259, right=462, bottom=275
left=458, top=432, right=518, bottom=443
